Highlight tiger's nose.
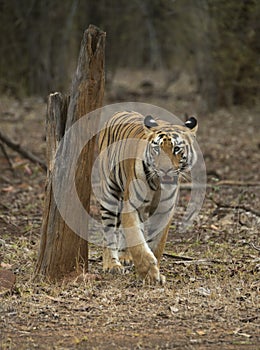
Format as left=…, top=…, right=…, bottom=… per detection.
left=159, top=168, right=175, bottom=177
left=159, top=168, right=178, bottom=184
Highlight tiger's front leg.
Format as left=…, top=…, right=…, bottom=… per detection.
left=121, top=210, right=165, bottom=284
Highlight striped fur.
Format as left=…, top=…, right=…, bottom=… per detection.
left=98, top=111, right=198, bottom=284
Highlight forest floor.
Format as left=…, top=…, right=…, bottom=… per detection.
left=0, top=70, right=260, bottom=349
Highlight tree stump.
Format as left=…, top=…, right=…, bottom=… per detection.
left=35, top=25, right=106, bottom=280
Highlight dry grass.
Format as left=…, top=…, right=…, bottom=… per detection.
left=1, top=230, right=259, bottom=349
left=0, top=86, right=260, bottom=349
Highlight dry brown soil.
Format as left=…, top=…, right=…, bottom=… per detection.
left=0, top=75, right=259, bottom=349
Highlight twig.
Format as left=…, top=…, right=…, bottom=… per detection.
left=163, top=253, right=194, bottom=261
left=213, top=180, right=260, bottom=187
left=180, top=180, right=260, bottom=190
left=210, top=197, right=260, bottom=217
left=163, top=253, right=229, bottom=265
left=0, top=130, right=47, bottom=171
left=250, top=242, right=260, bottom=252
left=223, top=204, right=260, bottom=217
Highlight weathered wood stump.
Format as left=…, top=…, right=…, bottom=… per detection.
left=35, top=25, right=105, bottom=280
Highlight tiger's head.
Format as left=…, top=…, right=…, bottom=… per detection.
left=143, top=115, right=198, bottom=185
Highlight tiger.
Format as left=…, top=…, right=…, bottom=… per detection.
left=98, top=111, right=198, bottom=284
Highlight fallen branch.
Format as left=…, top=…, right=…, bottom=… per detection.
left=213, top=180, right=260, bottom=187
left=163, top=253, right=229, bottom=265
left=0, top=142, right=13, bottom=170
left=0, top=130, right=47, bottom=171
left=163, top=253, right=194, bottom=261
left=180, top=180, right=260, bottom=190
left=250, top=242, right=260, bottom=252
left=210, top=197, right=260, bottom=217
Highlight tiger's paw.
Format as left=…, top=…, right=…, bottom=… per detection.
left=143, top=272, right=166, bottom=285
left=103, top=260, right=125, bottom=275
left=132, top=249, right=165, bottom=284
left=103, top=247, right=125, bottom=274
left=139, top=263, right=166, bottom=285
left=119, top=250, right=133, bottom=266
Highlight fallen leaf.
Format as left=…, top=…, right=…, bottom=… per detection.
left=2, top=186, right=15, bottom=193
left=1, top=262, right=12, bottom=269
left=196, top=330, right=206, bottom=336
left=24, top=164, right=32, bottom=175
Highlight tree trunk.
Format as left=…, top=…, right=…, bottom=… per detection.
left=136, top=0, right=163, bottom=69
left=193, top=1, right=218, bottom=112
left=35, top=25, right=106, bottom=280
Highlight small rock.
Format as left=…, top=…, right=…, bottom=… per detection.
left=169, top=306, right=179, bottom=313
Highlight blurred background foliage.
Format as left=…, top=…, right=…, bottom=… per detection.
left=0, top=0, right=259, bottom=110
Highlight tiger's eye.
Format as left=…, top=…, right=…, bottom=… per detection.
left=174, top=146, right=181, bottom=154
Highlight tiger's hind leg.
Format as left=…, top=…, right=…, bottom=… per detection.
left=152, top=222, right=171, bottom=265
left=116, top=227, right=132, bottom=267
left=101, top=205, right=124, bottom=274
left=103, top=247, right=124, bottom=274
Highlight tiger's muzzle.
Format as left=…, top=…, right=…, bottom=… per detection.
left=158, top=168, right=179, bottom=185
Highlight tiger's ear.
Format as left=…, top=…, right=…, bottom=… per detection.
left=185, top=116, right=198, bottom=134
left=144, top=115, right=158, bottom=129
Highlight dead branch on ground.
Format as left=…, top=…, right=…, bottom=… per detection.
left=180, top=180, right=260, bottom=190
left=0, top=142, right=13, bottom=170
left=210, top=197, right=260, bottom=217
left=250, top=242, right=260, bottom=252
left=163, top=253, right=230, bottom=265
left=0, top=130, right=47, bottom=171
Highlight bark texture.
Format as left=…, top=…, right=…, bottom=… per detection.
left=35, top=25, right=105, bottom=280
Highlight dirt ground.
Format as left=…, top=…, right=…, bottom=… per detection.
left=0, top=71, right=259, bottom=349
